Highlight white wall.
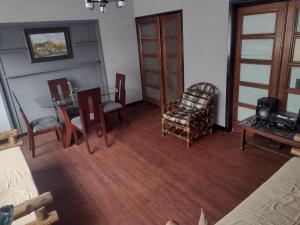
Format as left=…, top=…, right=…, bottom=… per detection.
left=0, top=0, right=142, bottom=105
left=134, top=0, right=229, bottom=126
left=0, top=92, right=11, bottom=131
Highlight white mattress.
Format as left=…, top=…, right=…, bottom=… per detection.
left=0, top=147, right=38, bottom=225
left=216, top=157, right=300, bottom=225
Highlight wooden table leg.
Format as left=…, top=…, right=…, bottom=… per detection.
left=240, top=129, right=246, bottom=150
left=57, top=106, right=72, bottom=148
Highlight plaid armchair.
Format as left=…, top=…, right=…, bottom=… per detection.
left=162, top=82, right=216, bottom=147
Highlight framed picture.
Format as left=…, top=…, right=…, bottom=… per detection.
left=24, top=27, right=73, bottom=63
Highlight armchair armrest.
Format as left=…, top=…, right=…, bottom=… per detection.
left=162, top=102, right=180, bottom=114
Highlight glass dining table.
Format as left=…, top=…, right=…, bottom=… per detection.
left=35, top=86, right=118, bottom=109
left=35, top=86, right=118, bottom=148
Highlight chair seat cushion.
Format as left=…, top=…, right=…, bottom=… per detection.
left=103, top=101, right=123, bottom=113
left=71, top=117, right=82, bottom=130
left=163, top=107, right=192, bottom=125
left=180, top=88, right=212, bottom=111
left=30, top=116, right=60, bottom=133
left=71, top=113, right=95, bottom=130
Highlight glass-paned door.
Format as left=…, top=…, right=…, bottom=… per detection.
left=136, top=17, right=163, bottom=105
left=232, top=2, right=287, bottom=123
left=278, top=0, right=300, bottom=114
left=160, top=13, right=183, bottom=105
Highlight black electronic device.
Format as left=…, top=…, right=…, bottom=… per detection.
left=269, top=111, right=298, bottom=131
left=297, top=109, right=300, bottom=132
left=256, top=97, right=279, bottom=125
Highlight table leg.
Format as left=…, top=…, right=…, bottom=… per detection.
left=240, top=129, right=246, bottom=150
left=57, top=106, right=73, bottom=148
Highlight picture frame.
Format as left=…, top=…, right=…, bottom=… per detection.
left=24, top=27, right=73, bottom=63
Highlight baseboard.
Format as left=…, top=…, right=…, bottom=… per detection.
left=213, top=124, right=229, bottom=132
left=126, top=100, right=144, bottom=107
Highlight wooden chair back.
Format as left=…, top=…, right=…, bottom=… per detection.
left=115, top=73, right=126, bottom=105
left=12, top=92, right=32, bottom=133
left=77, top=88, right=103, bottom=131
left=47, top=78, right=70, bottom=101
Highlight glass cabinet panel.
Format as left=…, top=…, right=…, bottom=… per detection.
left=144, top=57, right=159, bottom=70
left=286, top=93, right=300, bottom=113
left=241, top=39, right=274, bottom=60
left=166, top=58, right=178, bottom=73
left=238, top=106, right=256, bottom=121
left=289, top=67, right=300, bottom=88
left=239, top=86, right=269, bottom=105
left=243, top=12, right=277, bottom=34
left=144, top=72, right=160, bottom=87
left=168, top=88, right=179, bottom=103
left=240, top=63, right=271, bottom=85
left=297, top=9, right=300, bottom=32
left=140, top=23, right=157, bottom=38
left=165, top=20, right=177, bottom=36
left=146, top=86, right=160, bottom=102
left=293, top=38, right=300, bottom=62
left=142, top=41, right=158, bottom=55
left=165, top=39, right=178, bottom=55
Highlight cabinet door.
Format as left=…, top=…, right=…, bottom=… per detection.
left=232, top=2, right=286, bottom=123
left=278, top=0, right=300, bottom=113
left=136, top=17, right=164, bottom=106
left=160, top=13, right=183, bottom=105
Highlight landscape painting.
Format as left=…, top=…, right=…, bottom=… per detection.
left=25, top=27, right=73, bottom=63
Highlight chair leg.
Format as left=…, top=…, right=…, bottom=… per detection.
left=162, top=118, right=166, bottom=136
left=122, top=108, right=129, bottom=125
left=186, top=128, right=190, bottom=148
left=118, top=111, right=123, bottom=124
left=57, top=127, right=65, bottom=148
left=97, top=128, right=103, bottom=137
left=83, top=132, right=92, bottom=154
left=55, top=130, right=60, bottom=141
left=73, top=129, right=80, bottom=145
left=102, top=124, right=110, bottom=147
left=104, top=115, right=110, bottom=133
left=28, top=134, right=33, bottom=151
left=31, top=136, right=36, bottom=158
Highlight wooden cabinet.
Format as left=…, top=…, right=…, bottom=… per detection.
left=136, top=11, right=183, bottom=106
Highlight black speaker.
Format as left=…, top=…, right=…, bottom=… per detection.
left=256, top=97, right=279, bottom=125
left=297, top=109, right=300, bottom=132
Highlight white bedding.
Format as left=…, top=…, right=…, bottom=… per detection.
left=216, top=157, right=300, bottom=225
left=0, top=146, right=38, bottom=225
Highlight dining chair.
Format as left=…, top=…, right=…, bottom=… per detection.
left=69, top=88, right=109, bottom=154
left=48, top=77, right=79, bottom=124
left=103, top=73, right=128, bottom=126
left=47, top=78, right=70, bottom=101
left=12, top=92, right=63, bottom=158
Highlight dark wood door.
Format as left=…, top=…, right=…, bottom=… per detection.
left=278, top=0, right=300, bottom=113
left=160, top=13, right=183, bottom=105
left=136, top=16, right=164, bottom=106
left=232, top=2, right=287, bottom=124
left=136, top=11, right=183, bottom=106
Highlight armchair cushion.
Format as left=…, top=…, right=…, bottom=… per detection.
left=180, top=89, right=212, bottom=111
left=163, top=107, right=192, bottom=125
left=30, top=116, right=60, bottom=133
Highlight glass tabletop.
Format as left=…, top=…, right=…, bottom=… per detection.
left=35, top=86, right=118, bottom=109
left=239, top=115, right=296, bottom=140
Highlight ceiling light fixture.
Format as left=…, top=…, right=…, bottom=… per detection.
left=84, top=0, right=125, bottom=13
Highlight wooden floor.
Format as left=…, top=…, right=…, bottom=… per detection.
left=21, top=104, right=288, bottom=225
